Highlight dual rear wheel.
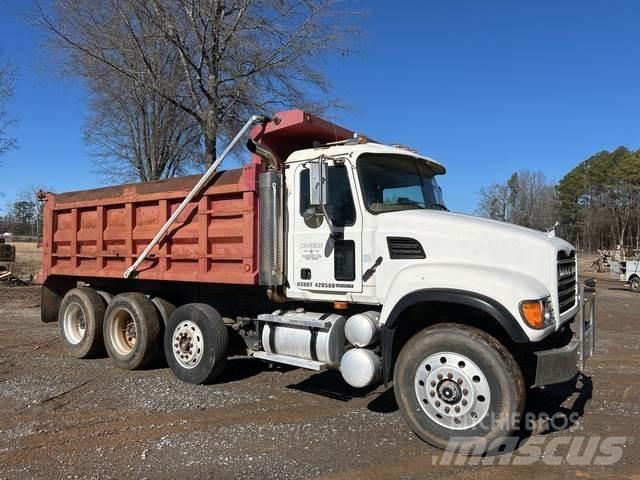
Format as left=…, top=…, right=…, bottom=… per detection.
left=103, top=293, right=162, bottom=370
left=58, top=288, right=228, bottom=383
left=59, top=288, right=107, bottom=358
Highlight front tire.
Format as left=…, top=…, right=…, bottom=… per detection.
left=164, top=303, right=228, bottom=384
left=630, top=276, right=640, bottom=293
left=394, top=323, right=525, bottom=453
left=58, top=287, right=107, bottom=358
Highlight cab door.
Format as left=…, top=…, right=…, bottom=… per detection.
left=291, top=158, right=363, bottom=295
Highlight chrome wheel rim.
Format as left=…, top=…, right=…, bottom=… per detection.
left=414, top=351, right=491, bottom=430
left=110, top=309, right=137, bottom=356
left=172, top=321, right=204, bottom=369
left=63, top=302, right=86, bottom=345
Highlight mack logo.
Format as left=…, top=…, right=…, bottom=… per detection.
left=559, top=265, right=576, bottom=277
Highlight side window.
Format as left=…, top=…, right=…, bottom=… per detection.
left=334, top=240, right=356, bottom=281
left=300, top=169, right=311, bottom=215
left=299, top=165, right=356, bottom=227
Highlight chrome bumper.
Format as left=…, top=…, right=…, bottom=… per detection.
left=533, top=278, right=596, bottom=387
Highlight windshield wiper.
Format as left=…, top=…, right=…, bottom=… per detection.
left=431, top=203, right=448, bottom=211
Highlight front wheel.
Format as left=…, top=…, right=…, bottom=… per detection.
left=630, top=276, right=640, bottom=293
left=394, top=323, right=525, bottom=453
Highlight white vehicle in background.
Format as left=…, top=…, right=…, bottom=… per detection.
left=614, top=260, right=640, bottom=293
left=610, top=256, right=640, bottom=293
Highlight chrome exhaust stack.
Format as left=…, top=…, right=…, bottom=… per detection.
left=250, top=137, right=285, bottom=291
left=258, top=169, right=284, bottom=287
left=247, top=138, right=279, bottom=171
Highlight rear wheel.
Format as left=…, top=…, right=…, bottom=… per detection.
left=103, top=293, right=162, bottom=370
left=164, top=303, right=228, bottom=384
left=58, top=287, right=106, bottom=358
left=630, top=276, right=640, bottom=293
left=394, top=323, right=525, bottom=453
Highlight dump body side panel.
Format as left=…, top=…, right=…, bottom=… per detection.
left=38, top=109, right=355, bottom=287
left=40, top=164, right=260, bottom=285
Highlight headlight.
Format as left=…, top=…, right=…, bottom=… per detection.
left=519, top=297, right=554, bottom=329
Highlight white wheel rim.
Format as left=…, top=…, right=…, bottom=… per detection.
left=172, top=321, right=204, bottom=369
left=110, top=308, right=137, bottom=356
left=63, top=302, right=86, bottom=345
left=414, top=351, right=491, bottom=430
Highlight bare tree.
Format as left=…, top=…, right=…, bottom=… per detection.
left=507, top=171, right=557, bottom=230
left=36, top=0, right=357, bottom=169
left=477, top=183, right=510, bottom=221
left=83, top=57, right=201, bottom=182
left=16, top=184, right=55, bottom=239
left=477, top=170, right=557, bottom=231
left=0, top=55, right=17, bottom=161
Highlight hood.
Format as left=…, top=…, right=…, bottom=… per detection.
left=378, top=209, right=574, bottom=290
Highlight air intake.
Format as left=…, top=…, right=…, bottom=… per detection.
left=387, top=237, right=426, bottom=259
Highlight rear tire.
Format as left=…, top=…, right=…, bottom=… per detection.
left=103, top=293, right=162, bottom=370
left=58, top=287, right=107, bottom=358
left=394, top=323, right=525, bottom=453
left=630, top=276, right=640, bottom=293
left=164, top=303, right=228, bottom=384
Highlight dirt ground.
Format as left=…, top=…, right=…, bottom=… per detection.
left=0, top=269, right=639, bottom=478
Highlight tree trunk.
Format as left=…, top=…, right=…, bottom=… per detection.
left=203, top=114, right=218, bottom=167
left=204, top=136, right=216, bottom=167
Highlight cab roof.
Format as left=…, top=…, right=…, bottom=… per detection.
left=286, top=142, right=446, bottom=175
left=249, top=109, right=445, bottom=175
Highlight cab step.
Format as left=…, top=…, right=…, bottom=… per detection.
left=252, top=351, right=327, bottom=371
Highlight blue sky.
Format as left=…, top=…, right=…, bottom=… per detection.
left=0, top=0, right=638, bottom=213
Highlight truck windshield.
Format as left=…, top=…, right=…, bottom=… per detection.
left=357, top=154, right=446, bottom=213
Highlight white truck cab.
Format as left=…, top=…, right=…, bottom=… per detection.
left=283, top=141, right=580, bottom=336
left=257, top=133, right=595, bottom=451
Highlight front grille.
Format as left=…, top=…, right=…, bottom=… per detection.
left=557, top=250, right=577, bottom=314
left=387, top=237, right=426, bottom=259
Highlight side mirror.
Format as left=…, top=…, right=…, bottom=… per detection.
left=307, top=156, right=337, bottom=235
left=302, top=206, right=323, bottom=228
left=308, top=157, right=328, bottom=206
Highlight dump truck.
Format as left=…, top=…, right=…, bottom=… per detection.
left=38, top=110, right=595, bottom=452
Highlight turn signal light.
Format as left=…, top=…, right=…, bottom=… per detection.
left=520, top=300, right=544, bottom=329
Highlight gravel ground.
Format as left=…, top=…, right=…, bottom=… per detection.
left=0, top=278, right=639, bottom=479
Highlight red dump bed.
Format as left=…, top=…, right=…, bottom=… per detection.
left=39, top=110, right=353, bottom=286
